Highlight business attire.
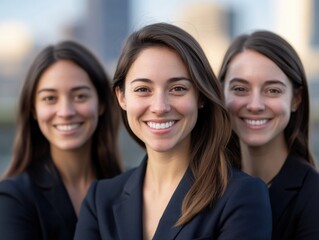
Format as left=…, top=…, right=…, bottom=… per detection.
left=0, top=157, right=77, bottom=240
left=269, top=153, right=319, bottom=240
left=74, top=158, right=272, bottom=240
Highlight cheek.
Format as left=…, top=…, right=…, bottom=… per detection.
left=225, top=97, right=242, bottom=114
left=81, top=103, right=100, bottom=120
left=125, top=97, right=148, bottom=116
left=34, top=105, right=54, bottom=122
left=271, top=100, right=292, bottom=117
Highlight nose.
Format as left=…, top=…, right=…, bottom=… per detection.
left=150, top=92, right=171, bottom=114
left=57, top=98, right=76, bottom=117
left=246, top=92, right=265, bottom=112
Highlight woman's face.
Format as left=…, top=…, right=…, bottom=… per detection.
left=34, top=60, right=101, bottom=153
left=116, top=46, right=200, bottom=154
left=223, top=50, right=301, bottom=148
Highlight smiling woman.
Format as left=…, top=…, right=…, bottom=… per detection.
left=219, top=30, right=319, bottom=240
left=0, top=40, right=122, bottom=240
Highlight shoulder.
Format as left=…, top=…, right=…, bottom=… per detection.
left=0, top=173, right=33, bottom=196
left=216, top=168, right=270, bottom=207
left=227, top=168, right=268, bottom=193
left=0, top=172, right=35, bottom=208
left=283, top=154, right=319, bottom=191
left=88, top=166, right=139, bottom=202
left=299, top=161, right=319, bottom=198
left=210, top=168, right=272, bottom=239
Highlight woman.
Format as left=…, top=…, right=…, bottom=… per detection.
left=0, top=41, right=122, bottom=239
left=219, top=30, right=319, bottom=239
left=74, top=22, right=272, bottom=240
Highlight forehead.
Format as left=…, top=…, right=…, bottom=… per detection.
left=36, top=60, right=93, bottom=89
left=225, top=50, right=291, bottom=86
left=125, top=46, right=189, bottom=82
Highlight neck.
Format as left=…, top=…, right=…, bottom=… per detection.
left=144, top=149, right=189, bottom=193
left=240, top=136, right=288, bottom=185
left=50, top=145, right=96, bottom=186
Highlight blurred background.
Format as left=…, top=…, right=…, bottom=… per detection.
left=1, top=0, right=319, bottom=174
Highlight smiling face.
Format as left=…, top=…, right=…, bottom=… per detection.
left=34, top=60, right=100, bottom=154
left=116, top=46, right=200, bottom=154
left=223, top=50, right=301, bottom=148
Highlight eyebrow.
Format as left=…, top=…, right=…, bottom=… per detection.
left=37, top=85, right=92, bottom=94
left=129, top=77, right=191, bottom=85
left=229, top=78, right=288, bottom=87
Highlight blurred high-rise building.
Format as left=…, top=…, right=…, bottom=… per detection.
left=68, top=0, right=130, bottom=69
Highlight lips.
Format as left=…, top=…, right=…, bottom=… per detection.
left=147, top=121, right=175, bottom=130
left=55, top=123, right=81, bottom=131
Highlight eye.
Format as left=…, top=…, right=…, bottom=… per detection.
left=135, top=87, right=149, bottom=92
left=265, top=88, right=282, bottom=96
left=42, top=95, right=57, bottom=104
left=133, top=86, right=151, bottom=96
left=232, top=86, right=246, bottom=92
left=74, top=94, right=89, bottom=102
left=230, top=85, right=248, bottom=96
left=171, top=86, right=187, bottom=92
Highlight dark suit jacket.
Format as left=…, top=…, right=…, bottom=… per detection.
left=75, top=159, right=272, bottom=240
left=0, top=158, right=77, bottom=240
left=269, top=153, right=319, bottom=240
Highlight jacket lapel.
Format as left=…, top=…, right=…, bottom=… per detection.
left=269, top=154, right=310, bottom=225
left=153, top=168, right=193, bottom=240
left=28, top=158, right=77, bottom=237
left=112, top=159, right=146, bottom=240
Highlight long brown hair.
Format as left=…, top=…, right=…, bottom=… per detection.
left=218, top=30, right=315, bottom=167
left=4, top=40, right=122, bottom=179
left=113, top=22, right=232, bottom=225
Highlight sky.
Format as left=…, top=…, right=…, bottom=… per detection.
left=0, top=0, right=275, bottom=63
left=0, top=0, right=86, bottom=43
left=0, top=0, right=274, bottom=45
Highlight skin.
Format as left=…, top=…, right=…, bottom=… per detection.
left=116, top=46, right=201, bottom=240
left=34, top=60, right=100, bottom=215
left=35, top=60, right=100, bottom=153
left=223, top=50, right=301, bottom=183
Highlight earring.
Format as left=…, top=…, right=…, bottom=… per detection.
left=199, top=104, right=204, bottom=109
left=292, top=108, right=297, bottom=112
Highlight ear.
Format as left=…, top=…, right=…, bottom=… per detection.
left=115, top=86, right=127, bottom=110
left=198, top=97, right=205, bottom=109
left=291, top=87, right=302, bottom=112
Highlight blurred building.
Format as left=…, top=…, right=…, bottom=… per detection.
left=65, top=0, right=130, bottom=72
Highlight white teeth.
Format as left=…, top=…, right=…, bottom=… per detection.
left=245, top=119, right=267, bottom=126
left=56, top=124, right=80, bottom=131
left=147, top=121, right=175, bottom=130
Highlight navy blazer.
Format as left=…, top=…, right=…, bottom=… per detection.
left=269, top=153, right=319, bottom=240
left=75, top=159, right=272, bottom=240
left=0, top=158, right=77, bottom=240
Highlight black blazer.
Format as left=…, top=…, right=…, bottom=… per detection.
left=75, top=159, right=272, bottom=240
left=0, top=158, right=77, bottom=240
left=269, top=153, right=319, bottom=240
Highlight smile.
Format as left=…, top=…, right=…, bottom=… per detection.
left=55, top=124, right=81, bottom=131
left=244, top=119, right=268, bottom=126
left=147, top=121, right=175, bottom=130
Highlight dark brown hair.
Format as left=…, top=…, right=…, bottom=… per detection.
left=218, top=30, right=315, bottom=167
left=113, top=22, right=232, bottom=225
left=4, top=40, right=122, bottom=178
